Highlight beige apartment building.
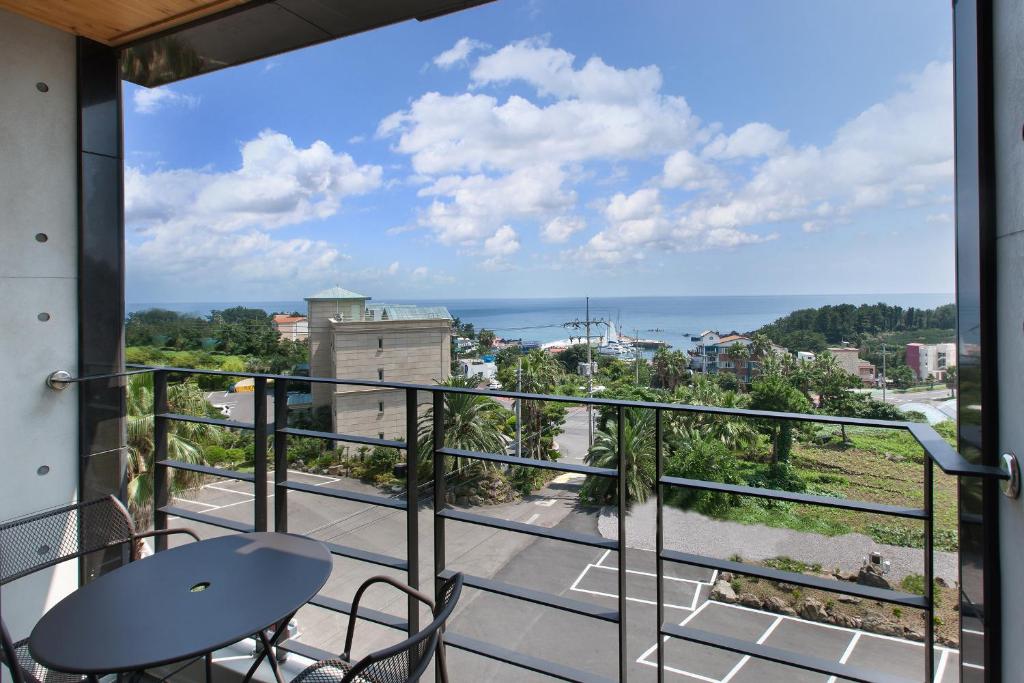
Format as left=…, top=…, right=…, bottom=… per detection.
left=307, top=287, right=452, bottom=440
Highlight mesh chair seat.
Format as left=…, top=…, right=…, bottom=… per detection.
left=292, top=659, right=368, bottom=683
left=10, top=638, right=85, bottom=683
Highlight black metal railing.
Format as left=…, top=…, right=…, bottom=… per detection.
left=63, top=365, right=1007, bottom=683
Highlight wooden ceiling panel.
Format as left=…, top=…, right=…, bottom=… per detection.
left=0, top=0, right=248, bottom=45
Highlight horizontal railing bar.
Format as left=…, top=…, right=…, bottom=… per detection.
left=157, top=459, right=255, bottom=482
left=157, top=412, right=254, bottom=431
left=278, top=480, right=406, bottom=510
left=159, top=505, right=255, bottom=533
left=308, top=593, right=408, bottom=631
left=277, top=640, right=336, bottom=663
left=443, top=632, right=617, bottom=683
left=661, top=549, right=926, bottom=608
left=439, top=509, right=618, bottom=550
left=48, top=368, right=155, bottom=383
left=321, top=541, right=408, bottom=571
left=440, top=570, right=619, bottom=623
left=277, top=426, right=406, bottom=450
left=124, top=364, right=1003, bottom=479
left=437, top=447, right=617, bottom=478
left=659, top=476, right=928, bottom=519
left=661, top=623, right=915, bottom=683
left=905, top=422, right=1007, bottom=478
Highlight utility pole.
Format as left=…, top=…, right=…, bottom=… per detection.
left=635, top=328, right=641, bottom=384
left=562, top=297, right=606, bottom=447
left=880, top=343, right=889, bottom=402
left=515, top=357, right=523, bottom=458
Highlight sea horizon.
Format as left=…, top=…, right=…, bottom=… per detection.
left=128, top=293, right=955, bottom=353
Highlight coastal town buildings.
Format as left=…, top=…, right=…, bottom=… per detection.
left=906, top=342, right=957, bottom=381
left=271, top=314, right=308, bottom=341
left=689, top=332, right=785, bottom=385
left=307, top=287, right=452, bottom=439
left=828, top=347, right=877, bottom=386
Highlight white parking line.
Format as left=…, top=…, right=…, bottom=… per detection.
left=525, top=513, right=540, bottom=525
left=636, top=599, right=959, bottom=682
left=720, top=615, right=784, bottom=683
left=203, top=483, right=254, bottom=497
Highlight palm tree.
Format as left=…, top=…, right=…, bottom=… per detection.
left=417, top=375, right=509, bottom=477
left=514, top=350, right=566, bottom=460
left=126, top=373, right=221, bottom=527
left=582, top=409, right=655, bottom=505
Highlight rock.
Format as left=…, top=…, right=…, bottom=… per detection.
left=764, top=596, right=797, bottom=616
left=719, top=572, right=733, bottom=583
left=903, top=628, right=925, bottom=642
left=837, top=595, right=862, bottom=604
left=799, top=598, right=828, bottom=622
left=777, top=582, right=795, bottom=592
left=857, top=565, right=892, bottom=590
left=862, top=616, right=904, bottom=638
left=828, top=613, right=862, bottom=629
left=935, top=577, right=949, bottom=588
left=740, top=594, right=764, bottom=609
left=710, top=580, right=737, bottom=604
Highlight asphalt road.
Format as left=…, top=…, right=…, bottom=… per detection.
left=166, top=455, right=958, bottom=682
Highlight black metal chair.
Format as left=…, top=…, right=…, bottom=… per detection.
left=0, top=495, right=200, bottom=683
left=292, top=573, right=463, bottom=683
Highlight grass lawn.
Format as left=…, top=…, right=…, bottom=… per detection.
left=714, top=424, right=959, bottom=551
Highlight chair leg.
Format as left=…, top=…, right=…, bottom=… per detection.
left=435, top=640, right=449, bottom=683
left=205, top=652, right=213, bottom=683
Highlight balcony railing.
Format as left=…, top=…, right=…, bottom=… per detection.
left=59, top=365, right=1007, bottom=683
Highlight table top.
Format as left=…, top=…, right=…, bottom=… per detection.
left=30, top=532, right=332, bottom=674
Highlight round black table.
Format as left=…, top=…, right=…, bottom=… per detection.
left=30, top=532, right=331, bottom=682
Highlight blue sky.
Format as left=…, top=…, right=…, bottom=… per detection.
left=123, top=0, right=954, bottom=303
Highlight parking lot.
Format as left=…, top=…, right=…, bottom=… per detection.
left=168, top=474, right=961, bottom=682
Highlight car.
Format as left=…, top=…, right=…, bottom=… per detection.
left=488, top=379, right=502, bottom=390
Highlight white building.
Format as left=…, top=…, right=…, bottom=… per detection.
left=906, top=342, right=957, bottom=381
left=459, top=359, right=497, bottom=381
left=272, top=314, right=308, bottom=341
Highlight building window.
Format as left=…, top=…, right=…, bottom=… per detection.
left=378, top=337, right=383, bottom=350
left=377, top=368, right=384, bottom=381
left=378, top=432, right=385, bottom=440
left=378, top=401, right=384, bottom=413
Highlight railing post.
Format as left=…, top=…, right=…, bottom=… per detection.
left=406, top=387, right=420, bottom=638
left=253, top=376, right=268, bottom=533
left=432, top=389, right=446, bottom=683
left=655, top=408, right=664, bottom=683
left=152, top=370, right=169, bottom=551
left=924, top=456, right=935, bottom=681
left=617, top=404, right=628, bottom=683
left=273, top=378, right=289, bottom=533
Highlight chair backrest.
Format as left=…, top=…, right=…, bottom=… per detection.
left=0, top=496, right=136, bottom=683
left=343, top=573, right=464, bottom=683
left=0, top=496, right=135, bottom=586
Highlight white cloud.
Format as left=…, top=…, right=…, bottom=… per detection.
left=387, top=261, right=401, bottom=275
left=379, top=37, right=702, bottom=175
left=662, top=150, right=723, bottom=190
left=483, top=225, right=521, bottom=256
left=926, top=212, right=953, bottom=225
left=433, top=37, right=489, bottom=69
left=541, top=215, right=586, bottom=243
left=702, top=122, right=789, bottom=160
left=416, top=163, right=574, bottom=245
left=127, top=130, right=382, bottom=289
left=133, top=87, right=199, bottom=114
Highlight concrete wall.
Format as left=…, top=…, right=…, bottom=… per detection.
left=307, top=298, right=365, bottom=408
left=994, top=0, right=1024, bottom=674
left=330, top=320, right=450, bottom=439
left=0, top=7, right=80, bottom=644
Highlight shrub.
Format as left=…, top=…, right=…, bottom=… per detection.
left=664, top=437, right=742, bottom=515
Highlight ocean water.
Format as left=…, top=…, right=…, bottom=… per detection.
left=128, top=293, right=953, bottom=353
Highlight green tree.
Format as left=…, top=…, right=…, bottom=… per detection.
left=749, top=375, right=812, bottom=463
left=126, top=374, right=221, bottom=527
left=555, top=344, right=591, bottom=374
left=663, top=436, right=742, bottom=515
left=581, top=409, right=655, bottom=506
left=944, top=366, right=958, bottom=397
left=890, top=364, right=915, bottom=389
left=478, top=329, right=496, bottom=350
left=811, top=352, right=860, bottom=412
left=417, top=375, right=510, bottom=477
left=651, top=348, right=690, bottom=391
